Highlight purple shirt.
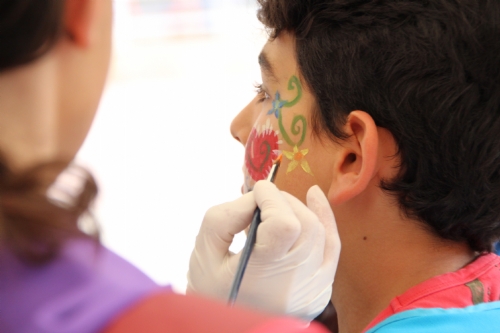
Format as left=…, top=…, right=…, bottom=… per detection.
left=0, top=239, right=165, bottom=333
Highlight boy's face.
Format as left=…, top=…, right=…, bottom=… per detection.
left=230, top=32, right=337, bottom=202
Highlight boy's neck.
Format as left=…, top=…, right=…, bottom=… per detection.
left=331, top=191, right=476, bottom=333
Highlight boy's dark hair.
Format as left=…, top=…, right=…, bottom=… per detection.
left=257, top=0, right=500, bottom=252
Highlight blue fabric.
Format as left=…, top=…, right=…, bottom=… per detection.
left=495, top=242, right=500, bottom=255
left=366, top=302, right=500, bottom=333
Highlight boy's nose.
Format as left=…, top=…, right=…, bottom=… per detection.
left=230, top=96, right=261, bottom=146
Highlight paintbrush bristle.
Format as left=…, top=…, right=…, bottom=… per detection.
left=274, top=154, right=282, bottom=165
left=267, top=154, right=282, bottom=183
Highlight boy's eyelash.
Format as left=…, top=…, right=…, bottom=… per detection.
left=254, top=83, right=264, bottom=94
left=254, top=83, right=270, bottom=102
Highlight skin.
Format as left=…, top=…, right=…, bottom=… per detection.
left=232, top=37, right=336, bottom=200
left=0, top=5, right=279, bottom=332
left=230, top=31, right=476, bottom=333
left=0, top=0, right=113, bottom=172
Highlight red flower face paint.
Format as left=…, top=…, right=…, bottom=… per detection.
left=245, top=119, right=281, bottom=183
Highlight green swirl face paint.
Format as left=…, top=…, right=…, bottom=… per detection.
left=267, top=75, right=313, bottom=176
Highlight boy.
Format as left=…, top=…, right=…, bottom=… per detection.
left=191, top=1, right=500, bottom=332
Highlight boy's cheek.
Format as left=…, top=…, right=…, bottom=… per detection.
left=242, top=169, right=255, bottom=194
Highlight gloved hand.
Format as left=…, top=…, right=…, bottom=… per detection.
left=186, top=181, right=340, bottom=321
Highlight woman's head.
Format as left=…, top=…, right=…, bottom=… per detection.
left=0, top=0, right=113, bottom=262
left=0, top=0, right=113, bottom=168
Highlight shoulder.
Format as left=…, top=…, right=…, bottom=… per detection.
left=103, top=291, right=330, bottom=333
left=394, top=253, right=500, bottom=310
left=365, top=253, right=500, bottom=331
left=0, top=238, right=162, bottom=333
left=366, top=301, right=500, bottom=333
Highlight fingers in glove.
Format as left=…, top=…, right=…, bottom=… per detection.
left=200, top=192, right=257, bottom=257
left=306, top=185, right=341, bottom=275
left=252, top=181, right=301, bottom=261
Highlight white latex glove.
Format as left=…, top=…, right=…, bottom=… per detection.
left=186, top=181, right=340, bottom=321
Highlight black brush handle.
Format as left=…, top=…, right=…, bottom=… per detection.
left=227, top=206, right=261, bottom=306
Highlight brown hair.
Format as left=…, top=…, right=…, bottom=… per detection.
left=0, top=0, right=67, bottom=72
left=0, top=0, right=99, bottom=263
left=0, top=158, right=98, bottom=263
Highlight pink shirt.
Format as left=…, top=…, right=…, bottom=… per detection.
left=364, top=253, right=500, bottom=332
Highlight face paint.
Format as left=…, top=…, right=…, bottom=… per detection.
left=270, top=76, right=313, bottom=176
left=243, top=76, right=313, bottom=191
left=283, top=146, right=313, bottom=175
left=244, top=119, right=282, bottom=182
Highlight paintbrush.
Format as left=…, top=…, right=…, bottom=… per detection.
left=228, top=154, right=282, bottom=306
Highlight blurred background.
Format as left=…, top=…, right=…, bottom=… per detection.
left=77, top=0, right=267, bottom=293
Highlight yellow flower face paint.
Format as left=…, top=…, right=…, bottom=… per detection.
left=283, top=146, right=314, bottom=175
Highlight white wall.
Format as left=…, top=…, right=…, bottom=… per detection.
left=77, top=0, right=267, bottom=293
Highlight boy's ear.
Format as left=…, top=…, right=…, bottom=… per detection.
left=64, top=0, right=97, bottom=47
left=327, top=111, right=378, bottom=205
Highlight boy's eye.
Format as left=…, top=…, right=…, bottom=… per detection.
left=254, top=83, right=270, bottom=102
